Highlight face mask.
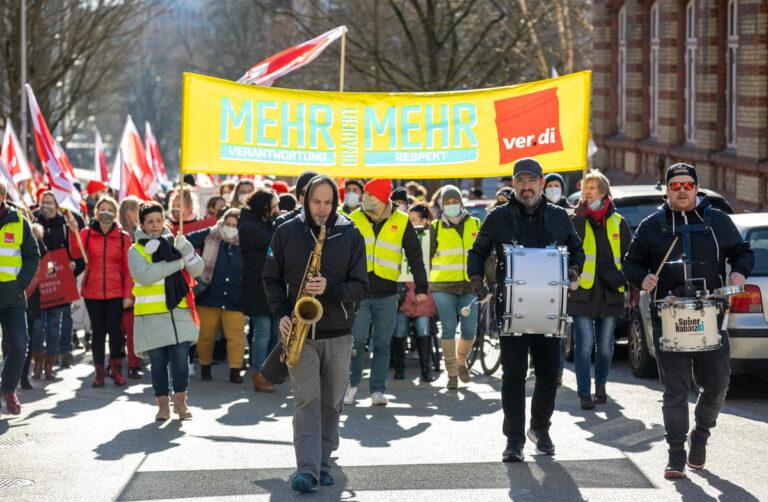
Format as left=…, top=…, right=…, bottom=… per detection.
left=41, top=203, right=56, bottom=216
left=397, top=203, right=408, bottom=213
left=222, top=226, right=238, bottom=240
left=361, top=194, right=382, bottom=212
left=588, top=199, right=603, bottom=211
left=97, top=211, right=115, bottom=226
left=545, top=187, right=562, bottom=203
left=344, top=192, right=360, bottom=208
left=443, top=204, right=462, bottom=219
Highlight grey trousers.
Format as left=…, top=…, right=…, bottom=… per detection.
left=288, top=334, right=353, bottom=479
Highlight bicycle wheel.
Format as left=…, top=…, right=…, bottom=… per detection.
left=466, top=335, right=481, bottom=370
left=481, top=329, right=501, bottom=375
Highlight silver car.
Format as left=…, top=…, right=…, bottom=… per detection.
left=628, top=212, right=768, bottom=377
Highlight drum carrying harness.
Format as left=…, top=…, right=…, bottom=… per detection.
left=656, top=205, right=713, bottom=297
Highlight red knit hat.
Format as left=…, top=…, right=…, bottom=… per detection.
left=364, top=178, right=392, bottom=204
left=272, top=180, right=289, bottom=194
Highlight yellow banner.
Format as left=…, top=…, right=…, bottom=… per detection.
left=180, top=71, right=591, bottom=178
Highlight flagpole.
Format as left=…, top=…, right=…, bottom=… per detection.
left=339, top=31, right=346, bottom=91
left=66, top=209, right=89, bottom=264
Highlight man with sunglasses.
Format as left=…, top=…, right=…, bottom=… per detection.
left=468, top=158, right=585, bottom=462
left=624, top=163, right=754, bottom=480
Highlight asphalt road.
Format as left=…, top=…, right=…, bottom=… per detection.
left=1, top=341, right=766, bottom=501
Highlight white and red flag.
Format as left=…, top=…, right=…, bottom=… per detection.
left=94, top=129, right=109, bottom=183
left=0, top=158, right=26, bottom=206
left=25, top=84, right=81, bottom=213
left=110, top=115, right=157, bottom=195
left=144, top=121, right=168, bottom=184
left=2, top=120, right=33, bottom=184
left=237, top=26, right=347, bottom=86
left=114, top=147, right=151, bottom=201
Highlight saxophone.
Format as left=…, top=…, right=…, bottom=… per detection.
left=282, top=225, right=326, bottom=367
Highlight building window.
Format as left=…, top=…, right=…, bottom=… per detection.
left=649, top=2, right=659, bottom=137
left=726, top=0, right=738, bottom=149
left=685, top=1, right=697, bottom=144
left=618, top=6, right=627, bottom=134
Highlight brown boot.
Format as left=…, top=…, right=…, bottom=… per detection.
left=440, top=339, right=458, bottom=388
left=155, top=395, right=170, bottom=421
left=252, top=371, right=275, bottom=393
left=32, top=352, right=45, bottom=379
left=44, top=355, right=56, bottom=380
left=456, top=338, right=476, bottom=383
left=172, top=392, right=192, bottom=420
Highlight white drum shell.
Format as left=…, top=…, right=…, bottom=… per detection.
left=500, top=245, right=569, bottom=336
left=659, top=300, right=721, bottom=352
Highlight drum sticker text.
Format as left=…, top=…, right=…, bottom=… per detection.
left=676, top=318, right=705, bottom=333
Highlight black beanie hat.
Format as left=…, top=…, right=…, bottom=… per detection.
left=296, top=170, right=320, bottom=197
left=666, top=163, right=698, bottom=184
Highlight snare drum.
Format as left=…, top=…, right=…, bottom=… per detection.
left=499, top=245, right=570, bottom=337
left=658, top=298, right=722, bottom=352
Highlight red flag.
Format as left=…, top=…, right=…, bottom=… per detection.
left=25, top=84, right=81, bottom=213
left=238, top=26, right=347, bottom=86
left=94, top=129, right=109, bottom=183
left=144, top=121, right=168, bottom=184
left=110, top=115, right=156, bottom=195
left=2, top=120, right=33, bottom=183
left=115, top=147, right=151, bottom=201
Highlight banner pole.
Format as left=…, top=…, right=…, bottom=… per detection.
left=178, top=177, right=185, bottom=235
left=66, top=210, right=89, bottom=264
left=339, top=31, right=346, bottom=92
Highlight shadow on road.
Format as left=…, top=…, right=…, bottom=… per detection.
left=94, top=420, right=184, bottom=461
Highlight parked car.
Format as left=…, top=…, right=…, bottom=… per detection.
left=564, top=184, right=734, bottom=362
left=628, top=212, right=768, bottom=378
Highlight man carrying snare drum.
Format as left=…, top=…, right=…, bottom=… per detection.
left=624, top=163, right=753, bottom=480
left=468, top=158, right=585, bottom=463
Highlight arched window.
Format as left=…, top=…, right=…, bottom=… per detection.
left=649, top=2, right=659, bottom=137
left=617, top=6, right=627, bottom=134
left=726, top=0, right=738, bottom=148
left=684, top=0, right=697, bottom=144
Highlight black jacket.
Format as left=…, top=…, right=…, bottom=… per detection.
left=468, top=196, right=585, bottom=284
left=262, top=176, right=369, bottom=338
left=274, top=206, right=302, bottom=229
left=0, top=205, right=40, bottom=309
left=34, top=210, right=86, bottom=277
left=238, top=207, right=274, bottom=317
left=567, top=201, right=632, bottom=317
left=624, top=195, right=753, bottom=300
left=357, top=209, right=428, bottom=298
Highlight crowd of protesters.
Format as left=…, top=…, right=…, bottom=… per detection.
left=0, top=169, right=629, bottom=422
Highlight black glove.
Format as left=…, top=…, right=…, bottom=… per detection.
left=470, top=275, right=489, bottom=301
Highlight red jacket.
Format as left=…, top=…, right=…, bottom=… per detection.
left=69, top=221, right=132, bottom=300
left=399, top=282, right=437, bottom=318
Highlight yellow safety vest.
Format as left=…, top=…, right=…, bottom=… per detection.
left=350, top=209, right=408, bottom=281
left=131, top=243, right=188, bottom=316
left=579, top=213, right=625, bottom=292
left=0, top=213, right=24, bottom=283
left=429, top=217, right=481, bottom=283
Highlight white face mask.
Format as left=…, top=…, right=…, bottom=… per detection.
left=345, top=192, right=361, bottom=208
left=443, top=204, right=462, bottom=219
left=222, top=226, right=238, bottom=240
left=545, top=187, right=562, bottom=203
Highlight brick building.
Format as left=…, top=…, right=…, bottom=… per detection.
left=591, top=0, right=768, bottom=210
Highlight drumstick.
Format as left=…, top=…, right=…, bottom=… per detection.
left=654, top=237, right=678, bottom=277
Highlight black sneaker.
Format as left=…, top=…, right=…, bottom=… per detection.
left=527, top=428, right=555, bottom=455
left=595, top=385, right=608, bottom=404
left=502, top=441, right=524, bottom=462
left=580, top=395, right=595, bottom=410
left=664, top=447, right=687, bottom=479
left=201, top=364, right=212, bottom=381
left=687, top=428, right=709, bottom=470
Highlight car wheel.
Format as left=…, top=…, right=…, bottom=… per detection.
left=628, top=310, right=657, bottom=378
left=564, top=324, right=574, bottom=362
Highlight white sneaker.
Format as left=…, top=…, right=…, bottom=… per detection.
left=343, top=385, right=357, bottom=405
left=371, top=392, right=389, bottom=406
left=188, top=361, right=196, bottom=377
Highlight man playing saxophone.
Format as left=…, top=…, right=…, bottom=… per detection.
left=263, top=174, right=368, bottom=494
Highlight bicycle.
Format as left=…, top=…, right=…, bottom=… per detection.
left=466, top=287, right=502, bottom=375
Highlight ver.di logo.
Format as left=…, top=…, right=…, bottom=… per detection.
left=493, top=87, right=564, bottom=164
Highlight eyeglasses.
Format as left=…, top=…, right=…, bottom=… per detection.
left=668, top=181, right=696, bottom=192
left=515, top=176, right=541, bottom=185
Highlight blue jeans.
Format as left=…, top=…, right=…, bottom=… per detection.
left=432, top=292, right=477, bottom=341
left=28, top=318, right=45, bottom=353
left=349, top=295, right=397, bottom=394
left=250, top=315, right=278, bottom=372
left=0, top=307, right=29, bottom=393
left=394, top=313, right=430, bottom=339
left=148, top=342, right=191, bottom=397
left=572, top=315, right=616, bottom=397
left=41, top=306, right=64, bottom=356
left=58, top=304, right=73, bottom=355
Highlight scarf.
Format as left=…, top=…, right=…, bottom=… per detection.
left=200, top=221, right=239, bottom=284
left=576, top=196, right=611, bottom=226
left=137, top=234, right=198, bottom=325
